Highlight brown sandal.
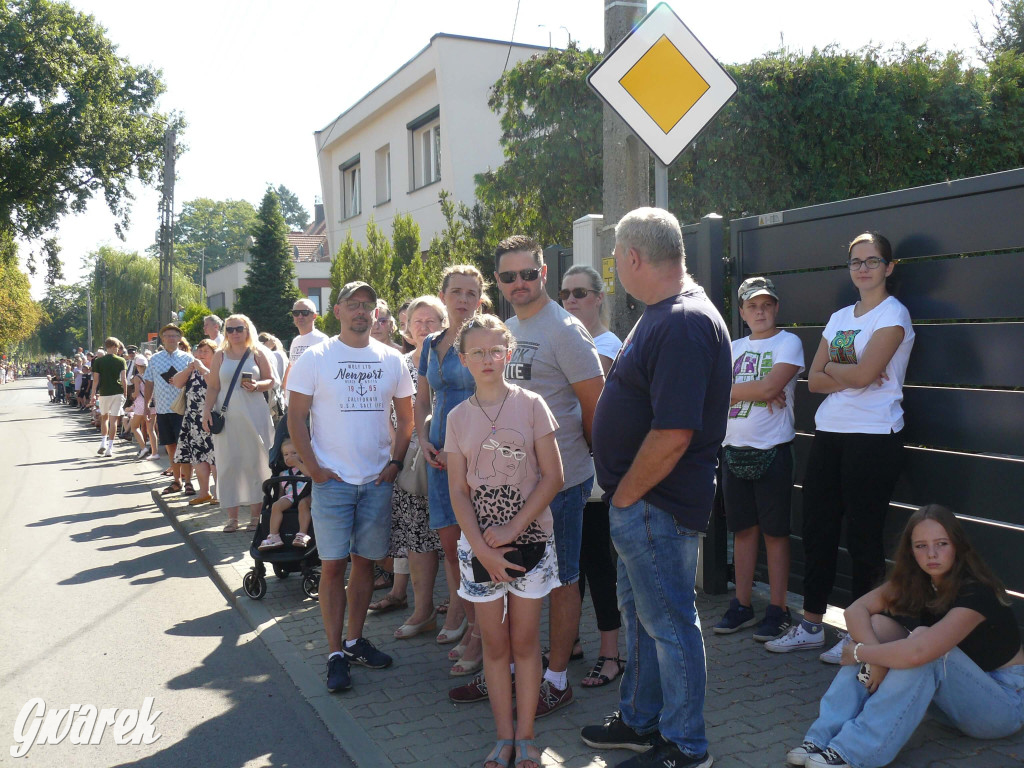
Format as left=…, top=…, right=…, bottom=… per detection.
left=222, top=520, right=239, bottom=533
left=368, top=593, right=408, bottom=613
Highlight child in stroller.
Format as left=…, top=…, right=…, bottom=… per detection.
left=259, top=438, right=313, bottom=550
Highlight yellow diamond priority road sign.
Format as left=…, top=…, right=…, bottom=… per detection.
left=588, top=3, right=737, bottom=165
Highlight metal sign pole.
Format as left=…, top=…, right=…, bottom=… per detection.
left=655, top=158, right=669, bottom=209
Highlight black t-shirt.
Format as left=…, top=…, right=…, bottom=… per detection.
left=592, top=286, right=732, bottom=531
left=923, top=581, right=1022, bottom=671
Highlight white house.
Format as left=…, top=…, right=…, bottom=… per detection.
left=314, top=34, right=547, bottom=256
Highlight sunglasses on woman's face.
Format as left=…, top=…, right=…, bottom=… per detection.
left=496, top=268, right=541, bottom=284
left=291, top=309, right=313, bottom=317
left=558, top=287, right=598, bottom=301
left=225, top=325, right=246, bottom=334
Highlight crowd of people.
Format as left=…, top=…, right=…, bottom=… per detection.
left=38, top=207, right=1022, bottom=768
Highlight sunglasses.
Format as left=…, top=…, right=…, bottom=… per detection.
left=558, top=287, right=598, bottom=301
left=496, top=268, right=541, bottom=284
left=291, top=309, right=313, bottom=317
left=225, top=325, right=246, bottom=334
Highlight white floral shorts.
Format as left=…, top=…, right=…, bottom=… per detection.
left=457, top=534, right=559, bottom=603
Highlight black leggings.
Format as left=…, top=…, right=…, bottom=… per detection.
left=578, top=501, right=621, bottom=632
left=800, top=430, right=905, bottom=616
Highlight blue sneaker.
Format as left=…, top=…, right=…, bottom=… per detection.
left=343, top=637, right=393, bottom=669
left=713, top=598, right=757, bottom=634
left=326, top=654, right=351, bottom=692
left=753, top=605, right=793, bottom=643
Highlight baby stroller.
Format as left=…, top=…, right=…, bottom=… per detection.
left=242, top=468, right=321, bottom=602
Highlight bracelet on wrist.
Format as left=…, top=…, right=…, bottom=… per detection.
left=853, top=642, right=864, bottom=664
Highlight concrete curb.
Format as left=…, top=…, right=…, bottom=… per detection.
left=153, top=489, right=395, bottom=768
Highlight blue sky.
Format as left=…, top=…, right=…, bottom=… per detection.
left=30, top=0, right=999, bottom=295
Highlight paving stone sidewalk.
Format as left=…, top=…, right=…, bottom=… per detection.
left=154, top=488, right=1022, bottom=768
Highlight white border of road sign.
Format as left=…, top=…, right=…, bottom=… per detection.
left=588, top=3, right=737, bottom=166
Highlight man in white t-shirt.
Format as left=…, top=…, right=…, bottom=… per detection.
left=282, top=298, right=328, bottom=394
left=203, top=315, right=224, bottom=348
left=287, top=281, right=414, bottom=694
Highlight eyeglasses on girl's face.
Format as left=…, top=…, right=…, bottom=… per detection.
left=225, top=325, right=246, bottom=334
left=464, top=346, right=508, bottom=363
left=558, top=287, right=598, bottom=301
left=496, top=268, right=541, bottom=284
left=847, top=257, right=887, bottom=271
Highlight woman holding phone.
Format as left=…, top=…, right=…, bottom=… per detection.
left=203, top=314, right=275, bottom=532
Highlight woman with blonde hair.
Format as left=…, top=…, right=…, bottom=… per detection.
left=203, top=314, right=275, bottom=532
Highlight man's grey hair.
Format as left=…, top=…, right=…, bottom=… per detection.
left=293, top=297, right=317, bottom=313
left=203, top=315, right=223, bottom=329
left=615, top=207, right=688, bottom=270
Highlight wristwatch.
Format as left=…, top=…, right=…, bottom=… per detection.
left=388, top=459, right=404, bottom=471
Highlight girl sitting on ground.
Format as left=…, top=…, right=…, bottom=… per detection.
left=258, top=439, right=313, bottom=549
left=786, top=504, right=1024, bottom=768
left=444, top=315, right=564, bottom=768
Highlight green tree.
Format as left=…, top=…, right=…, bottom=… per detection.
left=975, top=0, right=1024, bottom=59
left=174, top=198, right=257, bottom=282
left=235, top=190, right=302, bottom=343
left=274, top=184, right=310, bottom=230
left=0, top=0, right=183, bottom=284
left=34, top=282, right=87, bottom=355
left=178, top=302, right=213, bottom=347
left=0, top=233, right=42, bottom=351
left=88, top=246, right=199, bottom=347
left=391, top=212, right=421, bottom=277
left=476, top=43, right=603, bottom=247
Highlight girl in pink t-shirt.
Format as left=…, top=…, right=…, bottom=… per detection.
left=444, top=315, right=563, bottom=768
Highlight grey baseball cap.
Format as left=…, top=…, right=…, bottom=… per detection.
left=737, top=276, right=779, bottom=302
left=337, top=281, right=378, bottom=302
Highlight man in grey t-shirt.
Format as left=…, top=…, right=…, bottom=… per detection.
left=494, top=235, right=605, bottom=715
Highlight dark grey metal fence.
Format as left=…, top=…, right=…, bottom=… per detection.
left=729, top=168, right=1024, bottom=623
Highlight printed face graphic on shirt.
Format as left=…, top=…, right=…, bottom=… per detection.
left=332, top=360, right=385, bottom=412
left=504, top=342, right=539, bottom=381
left=729, top=350, right=774, bottom=419
left=473, top=428, right=527, bottom=485
left=829, top=329, right=861, bottom=365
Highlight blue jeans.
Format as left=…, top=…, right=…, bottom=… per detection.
left=610, top=499, right=708, bottom=757
left=807, top=651, right=1024, bottom=768
left=550, top=475, right=592, bottom=585
left=311, top=478, right=393, bottom=560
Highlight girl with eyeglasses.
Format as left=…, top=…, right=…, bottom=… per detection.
left=766, top=233, right=916, bottom=662
left=445, top=314, right=563, bottom=768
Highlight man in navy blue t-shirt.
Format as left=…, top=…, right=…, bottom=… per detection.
left=581, top=207, right=731, bottom=768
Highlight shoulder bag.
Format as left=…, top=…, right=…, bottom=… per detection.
left=209, top=348, right=250, bottom=435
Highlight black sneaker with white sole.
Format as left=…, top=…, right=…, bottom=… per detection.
left=342, top=637, right=393, bottom=669
left=580, top=711, right=660, bottom=753
left=618, top=740, right=713, bottom=768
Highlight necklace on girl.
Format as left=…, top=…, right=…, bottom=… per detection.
left=474, top=388, right=510, bottom=435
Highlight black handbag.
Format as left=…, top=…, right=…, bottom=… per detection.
left=471, top=540, right=546, bottom=582
left=209, top=349, right=250, bottom=435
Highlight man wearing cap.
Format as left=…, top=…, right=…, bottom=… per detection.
left=712, top=276, right=804, bottom=643
left=282, top=297, right=328, bottom=394
left=287, top=281, right=414, bottom=694
left=581, top=208, right=731, bottom=768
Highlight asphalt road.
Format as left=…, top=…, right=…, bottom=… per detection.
left=0, top=378, right=350, bottom=768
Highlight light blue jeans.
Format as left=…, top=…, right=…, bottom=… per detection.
left=807, top=650, right=1024, bottom=768
left=610, top=499, right=708, bottom=758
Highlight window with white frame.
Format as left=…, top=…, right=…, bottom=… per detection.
left=340, top=155, right=361, bottom=219
left=375, top=144, right=391, bottom=205
left=408, top=106, right=441, bottom=190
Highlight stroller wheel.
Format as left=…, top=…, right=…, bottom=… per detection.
left=302, top=574, right=320, bottom=602
left=273, top=563, right=290, bottom=580
left=243, top=571, right=267, bottom=600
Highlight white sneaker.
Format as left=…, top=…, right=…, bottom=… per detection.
left=104, top=444, right=112, bottom=457
left=787, top=741, right=825, bottom=766
left=819, top=632, right=849, bottom=664
left=764, top=622, right=825, bottom=653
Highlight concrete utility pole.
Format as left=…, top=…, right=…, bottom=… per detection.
left=85, top=286, right=92, bottom=352
left=602, top=0, right=649, bottom=339
left=156, top=129, right=176, bottom=328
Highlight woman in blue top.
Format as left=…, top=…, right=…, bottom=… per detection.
left=416, top=264, right=487, bottom=674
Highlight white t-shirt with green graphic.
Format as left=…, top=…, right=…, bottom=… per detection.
left=725, top=330, right=804, bottom=449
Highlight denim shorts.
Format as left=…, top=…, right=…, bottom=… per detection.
left=550, top=475, right=593, bottom=585
left=427, top=464, right=458, bottom=529
left=457, top=535, right=559, bottom=603
left=311, top=478, right=392, bottom=561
